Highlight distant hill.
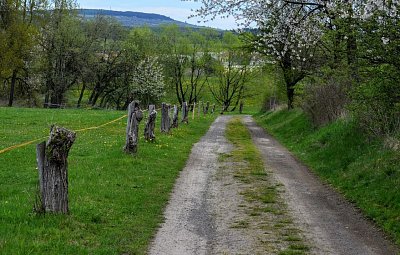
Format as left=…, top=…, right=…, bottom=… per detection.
left=78, top=9, right=203, bottom=29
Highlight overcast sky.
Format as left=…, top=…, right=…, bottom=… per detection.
left=76, top=0, right=238, bottom=30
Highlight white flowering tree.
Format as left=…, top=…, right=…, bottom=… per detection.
left=187, top=0, right=399, bottom=108
left=130, top=57, right=165, bottom=107
left=186, top=0, right=324, bottom=108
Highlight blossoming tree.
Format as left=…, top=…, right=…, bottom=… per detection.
left=187, top=0, right=399, bottom=108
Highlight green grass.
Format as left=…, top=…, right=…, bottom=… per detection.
left=224, top=117, right=309, bottom=254
left=255, top=109, right=400, bottom=246
left=0, top=107, right=216, bottom=254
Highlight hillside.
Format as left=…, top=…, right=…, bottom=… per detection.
left=79, top=9, right=203, bottom=28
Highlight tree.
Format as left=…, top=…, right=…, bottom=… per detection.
left=130, top=57, right=165, bottom=107
left=210, top=32, right=251, bottom=112
left=86, top=15, right=126, bottom=107
left=0, top=0, right=42, bottom=107
left=189, top=0, right=323, bottom=108
left=118, top=27, right=164, bottom=108
left=161, top=25, right=212, bottom=107
left=189, top=0, right=400, bottom=109
left=39, top=0, right=85, bottom=108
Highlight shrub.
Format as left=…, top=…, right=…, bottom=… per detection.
left=350, top=76, right=400, bottom=138
left=301, top=75, right=350, bottom=127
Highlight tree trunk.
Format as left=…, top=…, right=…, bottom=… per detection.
left=36, top=126, right=76, bottom=214
left=144, top=105, right=157, bottom=141
left=44, top=92, right=50, bottom=108
left=124, top=101, right=143, bottom=154
left=77, top=81, right=86, bottom=108
left=91, top=92, right=101, bottom=107
left=211, top=104, right=215, bottom=114
left=347, top=34, right=359, bottom=81
left=172, top=105, right=179, bottom=128
left=161, top=103, right=171, bottom=133
left=181, top=102, right=189, bottom=124
left=50, top=93, right=63, bottom=108
left=204, top=101, right=209, bottom=115
left=8, top=70, right=17, bottom=107
left=239, top=101, right=244, bottom=114
left=287, top=86, right=295, bottom=110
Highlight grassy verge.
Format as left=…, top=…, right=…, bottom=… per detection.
left=224, top=117, right=309, bottom=255
left=0, top=107, right=216, bottom=254
left=255, top=109, right=400, bottom=245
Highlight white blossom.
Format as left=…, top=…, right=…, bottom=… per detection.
left=131, top=57, right=165, bottom=102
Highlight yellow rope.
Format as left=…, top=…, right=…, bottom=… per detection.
left=0, top=105, right=197, bottom=155
left=0, top=114, right=128, bottom=155
left=0, top=137, right=48, bottom=155
left=75, top=114, right=127, bottom=132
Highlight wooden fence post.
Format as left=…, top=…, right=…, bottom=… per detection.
left=144, top=105, right=157, bottom=141
left=181, top=102, right=189, bottom=124
left=171, top=105, right=179, bottom=128
left=36, top=126, right=76, bottom=214
left=124, top=101, right=143, bottom=154
left=161, top=102, right=171, bottom=133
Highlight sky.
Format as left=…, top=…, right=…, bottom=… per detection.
left=76, top=0, right=238, bottom=30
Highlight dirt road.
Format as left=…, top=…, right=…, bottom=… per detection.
left=149, top=116, right=399, bottom=255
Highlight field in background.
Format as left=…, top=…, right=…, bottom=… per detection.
left=0, top=107, right=216, bottom=254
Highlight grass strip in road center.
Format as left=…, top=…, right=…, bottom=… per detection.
left=223, top=117, right=310, bottom=255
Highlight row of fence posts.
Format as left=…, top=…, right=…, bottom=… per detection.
left=34, top=100, right=216, bottom=214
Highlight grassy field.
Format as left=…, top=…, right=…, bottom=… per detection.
left=0, top=107, right=216, bottom=254
left=255, top=109, right=400, bottom=246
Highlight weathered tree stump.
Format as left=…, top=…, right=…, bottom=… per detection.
left=181, top=102, right=189, bottom=124
left=144, top=105, right=157, bottom=141
left=239, top=101, right=244, bottom=114
left=171, top=105, right=179, bottom=128
left=36, top=126, right=76, bottom=214
left=161, top=103, right=171, bottom=133
left=124, top=101, right=143, bottom=154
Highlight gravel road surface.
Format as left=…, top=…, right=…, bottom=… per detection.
left=243, top=115, right=399, bottom=255
left=149, top=115, right=399, bottom=255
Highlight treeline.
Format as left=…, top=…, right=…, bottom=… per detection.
left=0, top=0, right=255, bottom=112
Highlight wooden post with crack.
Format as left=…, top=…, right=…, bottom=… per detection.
left=124, top=101, right=143, bottom=154
left=161, top=102, right=171, bottom=133
left=36, top=126, right=76, bottom=214
left=171, top=105, right=179, bottom=128
left=181, top=102, right=189, bottom=124
left=144, top=104, right=157, bottom=141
